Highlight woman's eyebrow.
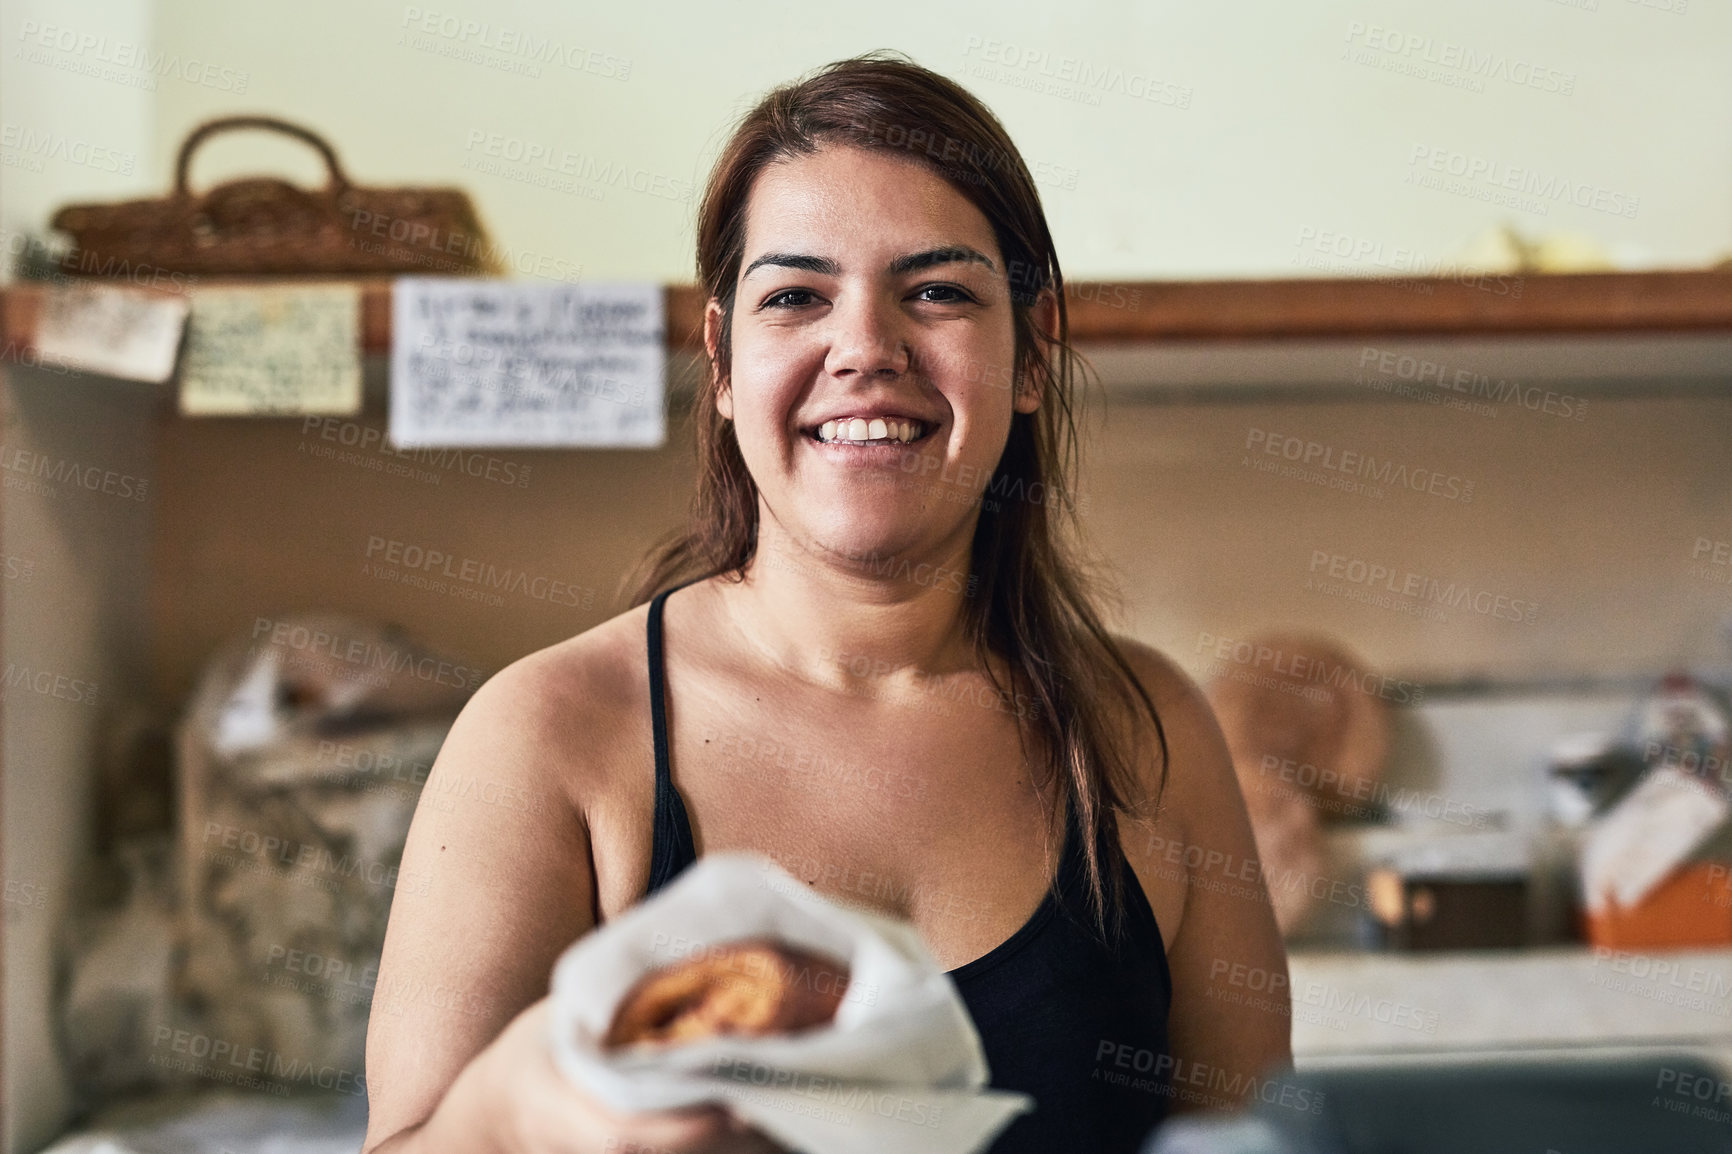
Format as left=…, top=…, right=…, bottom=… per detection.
left=890, top=246, right=997, bottom=275
left=741, top=252, right=840, bottom=278
left=740, top=246, right=999, bottom=280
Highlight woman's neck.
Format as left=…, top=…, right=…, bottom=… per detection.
left=715, top=515, right=983, bottom=694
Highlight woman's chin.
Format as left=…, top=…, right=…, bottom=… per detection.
left=795, top=525, right=933, bottom=572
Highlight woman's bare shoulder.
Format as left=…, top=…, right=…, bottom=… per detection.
left=451, top=601, right=655, bottom=805
left=1110, top=635, right=1205, bottom=713
left=1107, top=634, right=1236, bottom=820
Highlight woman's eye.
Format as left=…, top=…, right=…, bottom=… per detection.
left=762, top=288, right=820, bottom=309
left=913, top=284, right=976, bottom=305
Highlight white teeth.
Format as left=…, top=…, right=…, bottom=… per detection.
left=814, top=417, right=926, bottom=444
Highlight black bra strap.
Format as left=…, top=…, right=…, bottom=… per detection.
left=646, top=584, right=698, bottom=892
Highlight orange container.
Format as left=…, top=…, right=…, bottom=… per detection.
left=1584, top=861, right=1732, bottom=950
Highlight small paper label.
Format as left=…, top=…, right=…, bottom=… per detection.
left=179, top=284, right=362, bottom=416
left=34, top=284, right=189, bottom=383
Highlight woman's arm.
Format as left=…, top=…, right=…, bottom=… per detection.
left=361, top=645, right=778, bottom=1154
left=360, top=653, right=600, bottom=1150
left=1115, top=641, right=1293, bottom=1113
left=367, top=995, right=763, bottom=1154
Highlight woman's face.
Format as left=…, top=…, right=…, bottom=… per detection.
left=712, top=144, right=1044, bottom=574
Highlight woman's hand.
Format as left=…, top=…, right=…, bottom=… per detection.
left=443, top=996, right=788, bottom=1154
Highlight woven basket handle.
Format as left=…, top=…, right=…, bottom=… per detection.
left=175, top=115, right=351, bottom=196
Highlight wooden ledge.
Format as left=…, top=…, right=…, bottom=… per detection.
left=3, top=270, right=1731, bottom=367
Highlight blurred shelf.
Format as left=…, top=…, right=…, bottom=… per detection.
left=1288, top=945, right=1732, bottom=1064
left=5, top=269, right=1732, bottom=370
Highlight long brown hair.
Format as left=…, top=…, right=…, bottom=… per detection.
left=633, top=51, right=1167, bottom=937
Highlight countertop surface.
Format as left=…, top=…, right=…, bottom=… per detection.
left=1290, top=945, right=1732, bottom=1070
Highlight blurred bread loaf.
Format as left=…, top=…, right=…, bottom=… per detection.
left=605, top=938, right=849, bottom=1048
left=1205, top=632, right=1391, bottom=933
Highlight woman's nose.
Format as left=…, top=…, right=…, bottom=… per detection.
left=823, top=294, right=909, bottom=380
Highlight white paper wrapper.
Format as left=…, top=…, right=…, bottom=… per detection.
left=547, top=853, right=1031, bottom=1154
left=1580, top=766, right=1730, bottom=913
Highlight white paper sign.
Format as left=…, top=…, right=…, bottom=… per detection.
left=178, top=284, right=362, bottom=415
left=389, top=279, right=664, bottom=448
left=34, top=284, right=188, bottom=383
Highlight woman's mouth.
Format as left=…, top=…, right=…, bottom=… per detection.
left=807, top=416, right=931, bottom=446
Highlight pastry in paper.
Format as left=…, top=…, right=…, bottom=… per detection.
left=548, top=854, right=1031, bottom=1154
left=605, top=938, right=849, bottom=1048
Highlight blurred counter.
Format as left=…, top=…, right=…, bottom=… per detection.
left=1290, top=946, right=1732, bottom=1068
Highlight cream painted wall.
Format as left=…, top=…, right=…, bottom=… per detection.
left=1, top=369, right=156, bottom=1154
left=2, top=1, right=157, bottom=1148
left=140, top=0, right=1732, bottom=283
left=0, top=0, right=156, bottom=271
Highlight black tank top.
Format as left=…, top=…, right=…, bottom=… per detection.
left=642, top=585, right=1175, bottom=1153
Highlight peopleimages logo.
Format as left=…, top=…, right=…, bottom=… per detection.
left=1342, top=21, right=1576, bottom=95
left=150, top=1026, right=363, bottom=1095
left=1092, top=1042, right=1326, bottom=1114
left=1405, top=145, right=1640, bottom=219
left=398, top=7, right=631, bottom=80
left=1195, top=631, right=1424, bottom=705
left=1307, top=550, right=1539, bottom=624
left=201, top=822, right=425, bottom=894
left=1256, top=755, right=1489, bottom=829
left=1357, top=348, right=1584, bottom=420
left=0, top=442, right=149, bottom=501
left=1243, top=428, right=1474, bottom=504
left=1293, top=227, right=1524, bottom=299
left=0, top=663, right=99, bottom=705
left=362, top=535, right=596, bottom=610
left=251, top=617, right=488, bottom=691
left=1656, top=1067, right=1731, bottom=1127
left=461, top=131, right=693, bottom=203
left=15, top=20, right=251, bottom=92
left=0, top=123, right=136, bottom=175
left=960, top=36, right=1193, bottom=109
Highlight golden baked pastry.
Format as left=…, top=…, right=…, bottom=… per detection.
left=604, top=938, right=850, bottom=1048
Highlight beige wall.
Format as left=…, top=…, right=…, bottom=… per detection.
left=146, top=375, right=1732, bottom=710
left=138, top=0, right=1732, bottom=283
left=2, top=366, right=156, bottom=1153
left=1087, top=392, right=1732, bottom=685
left=148, top=370, right=695, bottom=706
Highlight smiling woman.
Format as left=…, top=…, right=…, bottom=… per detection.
left=362, top=52, right=1289, bottom=1154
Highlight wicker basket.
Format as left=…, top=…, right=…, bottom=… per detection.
left=51, top=115, right=499, bottom=278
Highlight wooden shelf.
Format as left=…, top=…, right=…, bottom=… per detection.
left=4, top=270, right=1732, bottom=367
left=1062, top=269, right=1732, bottom=341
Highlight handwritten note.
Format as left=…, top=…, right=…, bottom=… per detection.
left=34, top=284, right=189, bottom=383
left=179, top=285, right=362, bottom=416
left=389, top=279, right=664, bottom=448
